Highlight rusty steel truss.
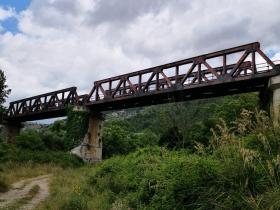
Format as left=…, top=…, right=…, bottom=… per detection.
left=6, top=87, right=87, bottom=121
left=6, top=42, right=280, bottom=122
left=85, top=42, right=279, bottom=110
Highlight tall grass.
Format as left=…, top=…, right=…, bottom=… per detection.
left=209, top=109, right=280, bottom=209
left=6, top=109, right=280, bottom=210
left=83, top=110, right=280, bottom=210
left=0, top=162, right=60, bottom=187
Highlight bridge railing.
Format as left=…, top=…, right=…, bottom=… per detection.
left=86, top=42, right=275, bottom=103
left=7, top=87, right=81, bottom=118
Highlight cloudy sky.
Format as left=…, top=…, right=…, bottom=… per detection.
left=1, top=0, right=280, bottom=104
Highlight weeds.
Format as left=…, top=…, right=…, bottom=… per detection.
left=0, top=143, right=84, bottom=168
left=86, top=110, right=280, bottom=209
left=4, top=109, right=280, bottom=210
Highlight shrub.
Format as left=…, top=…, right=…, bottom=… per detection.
left=16, top=129, right=45, bottom=150
left=61, top=194, right=88, bottom=210
left=159, top=126, right=183, bottom=149
left=86, top=110, right=280, bottom=209
left=103, top=121, right=159, bottom=158
left=102, top=122, right=131, bottom=158
left=11, top=150, right=84, bottom=168
left=48, top=119, right=66, bottom=135
left=129, top=130, right=159, bottom=147
left=90, top=147, right=225, bottom=209
left=41, top=131, right=66, bottom=151
left=0, top=142, right=83, bottom=168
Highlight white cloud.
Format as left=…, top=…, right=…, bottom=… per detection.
left=272, top=53, right=280, bottom=65
left=0, top=6, right=15, bottom=21
left=0, top=0, right=280, bottom=106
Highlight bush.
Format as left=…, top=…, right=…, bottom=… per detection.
left=103, top=121, right=159, bottom=158
left=16, top=129, right=45, bottom=150
left=20, top=150, right=82, bottom=168
left=61, top=194, right=88, bottom=210
left=86, top=110, right=280, bottom=209
left=49, top=119, right=66, bottom=135
left=159, top=126, right=183, bottom=149
left=129, top=130, right=159, bottom=147
left=41, top=131, right=66, bottom=151
left=0, top=142, right=83, bottom=168
left=12, top=150, right=84, bottom=168
left=102, top=122, right=131, bottom=158
left=90, top=147, right=225, bottom=209
left=89, top=145, right=277, bottom=209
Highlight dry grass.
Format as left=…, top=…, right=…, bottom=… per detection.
left=37, top=165, right=97, bottom=210
left=0, top=162, right=61, bottom=187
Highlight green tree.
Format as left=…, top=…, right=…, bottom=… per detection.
left=102, top=120, right=131, bottom=158
left=0, top=70, right=11, bottom=112
left=16, top=129, right=45, bottom=150
left=159, top=126, right=183, bottom=149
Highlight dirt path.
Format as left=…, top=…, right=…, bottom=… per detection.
left=0, top=174, right=51, bottom=210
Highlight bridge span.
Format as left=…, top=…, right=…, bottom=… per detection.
left=3, top=42, right=280, bottom=162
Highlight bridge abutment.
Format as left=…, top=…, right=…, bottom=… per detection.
left=268, top=75, right=280, bottom=125
left=3, top=122, right=21, bottom=143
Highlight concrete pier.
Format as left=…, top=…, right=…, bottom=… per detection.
left=268, top=75, right=280, bottom=125
left=3, top=122, right=21, bottom=143
left=84, top=112, right=103, bottom=162
left=71, top=111, right=104, bottom=163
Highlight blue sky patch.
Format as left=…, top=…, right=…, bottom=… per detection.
left=0, top=0, right=31, bottom=34
left=266, top=49, right=277, bottom=59
left=1, top=17, right=18, bottom=34
left=1, top=0, right=31, bottom=12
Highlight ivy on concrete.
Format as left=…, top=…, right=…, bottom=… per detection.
left=65, top=106, right=89, bottom=149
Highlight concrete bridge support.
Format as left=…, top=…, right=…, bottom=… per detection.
left=83, top=112, right=104, bottom=162
left=3, top=122, right=21, bottom=143
left=71, top=110, right=104, bottom=163
left=268, top=75, right=280, bottom=125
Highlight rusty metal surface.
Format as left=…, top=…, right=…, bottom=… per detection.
left=86, top=42, right=276, bottom=104
left=6, top=42, right=280, bottom=122
left=6, top=87, right=84, bottom=121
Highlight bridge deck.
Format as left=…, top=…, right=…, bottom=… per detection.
left=86, top=69, right=279, bottom=111
left=5, top=42, right=279, bottom=122
left=6, top=87, right=87, bottom=122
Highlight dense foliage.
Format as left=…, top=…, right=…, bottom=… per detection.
left=87, top=110, right=280, bottom=209
left=102, top=93, right=259, bottom=157
left=0, top=142, right=83, bottom=168
left=16, top=129, right=45, bottom=150
left=0, top=106, right=90, bottom=168
left=0, top=116, right=85, bottom=168
left=1, top=93, right=258, bottom=160
left=102, top=119, right=158, bottom=158
left=1, top=68, right=274, bottom=210
left=65, top=106, right=89, bottom=149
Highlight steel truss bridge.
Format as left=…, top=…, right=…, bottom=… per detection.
left=6, top=42, right=280, bottom=122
